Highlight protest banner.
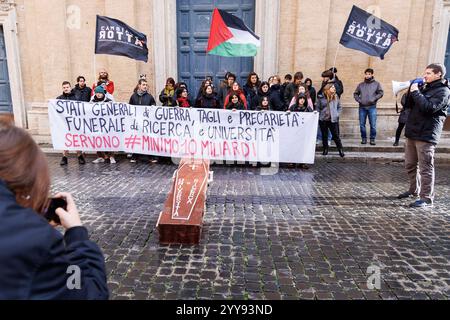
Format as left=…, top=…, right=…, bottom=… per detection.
left=48, top=100, right=319, bottom=164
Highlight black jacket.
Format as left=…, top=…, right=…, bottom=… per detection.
left=129, top=91, right=156, bottom=106
left=57, top=92, right=77, bottom=101
left=269, top=84, right=285, bottom=111
left=284, top=82, right=299, bottom=106
left=405, top=79, right=449, bottom=145
left=159, top=89, right=177, bottom=106
left=0, top=180, right=109, bottom=300
left=250, top=88, right=270, bottom=111
left=72, top=85, right=92, bottom=102
left=197, top=93, right=219, bottom=109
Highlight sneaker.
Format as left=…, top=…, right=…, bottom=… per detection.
left=109, top=157, right=117, bottom=164
left=397, top=191, right=417, bottom=199
left=60, top=156, right=68, bottom=166
left=409, top=199, right=433, bottom=208
left=92, top=157, right=105, bottom=164
left=151, top=159, right=159, bottom=164
left=127, top=153, right=133, bottom=159
left=361, top=138, right=367, bottom=145
left=130, top=158, right=137, bottom=163
left=370, top=139, right=376, bottom=146
left=78, top=155, right=86, bottom=165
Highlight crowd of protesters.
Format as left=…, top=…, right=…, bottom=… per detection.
left=57, top=67, right=352, bottom=166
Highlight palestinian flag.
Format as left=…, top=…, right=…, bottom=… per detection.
left=207, top=8, right=260, bottom=57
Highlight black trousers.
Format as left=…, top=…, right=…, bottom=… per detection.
left=319, top=120, right=343, bottom=149
left=395, top=122, right=406, bottom=142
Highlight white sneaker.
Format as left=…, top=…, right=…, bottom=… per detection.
left=127, top=153, right=133, bottom=159
left=130, top=159, right=137, bottom=163
left=92, top=158, right=105, bottom=164
left=109, top=157, right=116, bottom=164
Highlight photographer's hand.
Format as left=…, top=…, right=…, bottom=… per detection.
left=54, top=192, right=83, bottom=230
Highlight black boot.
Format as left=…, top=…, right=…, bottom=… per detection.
left=338, top=148, right=345, bottom=158
left=78, top=154, right=86, bottom=165
left=393, top=140, right=399, bottom=147
left=322, top=147, right=329, bottom=156
left=60, top=156, right=68, bottom=166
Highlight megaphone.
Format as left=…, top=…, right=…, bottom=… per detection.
left=392, top=78, right=424, bottom=96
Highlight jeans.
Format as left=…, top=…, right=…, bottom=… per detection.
left=359, top=106, right=377, bottom=140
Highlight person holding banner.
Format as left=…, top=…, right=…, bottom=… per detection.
left=225, top=93, right=245, bottom=111
left=224, top=82, right=248, bottom=109
left=398, top=63, right=449, bottom=208
left=176, top=87, right=193, bottom=108
left=197, top=85, right=219, bottom=109
left=159, top=78, right=177, bottom=107
left=73, top=76, right=92, bottom=102
left=90, top=86, right=117, bottom=164
left=57, top=81, right=86, bottom=166
left=284, top=72, right=304, bottom=108
left=218, top=72, right=236, bottom=108
left=316, top=84, right=345, bottom=158
left=128, top=79, right=157, bottom=163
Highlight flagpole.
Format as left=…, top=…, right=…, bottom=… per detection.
left=93, top=54, right=97, bottom=88
left=332, top=44, right=340, bottom=71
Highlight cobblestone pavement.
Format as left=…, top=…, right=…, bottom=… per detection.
left=48, top=156, right=450, bottom=300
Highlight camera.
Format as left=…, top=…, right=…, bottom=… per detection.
left=42, top=198, right=67, bottom=224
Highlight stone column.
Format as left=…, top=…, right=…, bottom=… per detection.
left=254, top=0, right=280, bottom=80
left=152, top=0, right=177, bottom=93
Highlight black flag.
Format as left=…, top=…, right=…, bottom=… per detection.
left=339, top=6, right=399, bottom=60
left=95, top=15, right=148, bottom=62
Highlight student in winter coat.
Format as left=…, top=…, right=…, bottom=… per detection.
left=176, top=87, right=192, bottom=108
left=304, top=78, right=317, bottom=105
left=284, top=72, right=304, bottom=107
left=57, top=81, right=85, bottom=166
left=288, top=93, right=313, bottom=112
left=316, top=84, right=345, bottom=158
left=256, top=96, right=272, bottom=111
left=129, top=79, right=156, bottom=106
left=289, top=85, right=314, bottom=111
left=269, top=81, right=285, bottom=111
left=72, top=76, right=92, bottom=102
left=90, top=86, right=116, bottom=165
left=243, top=72, right=261, bottom=106
left=225, top=93, right=245, bottom=111
left=0, top=123, right=109, bottom=300
left=198, top=85, right=219, bottom=109
left=224, top=82, right=248, bottom=109
left=195, top=79, right=214, bottom=106
left=159, top=77, right=177, bottom=106
left=353, top=68, right=384, bottom=145
left=91, top=68, right=114, bottom=96
left=217, top=73, right=236, bottom=107
left=250, top=81, right=271, bottom=110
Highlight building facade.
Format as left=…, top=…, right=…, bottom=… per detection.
left=0, top=0, right=449, bottom=144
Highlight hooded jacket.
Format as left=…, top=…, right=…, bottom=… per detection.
left=0, top=180, right=109, bottom=299
left=405, top=79, right=449, bottom=145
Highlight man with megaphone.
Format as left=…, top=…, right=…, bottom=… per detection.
left=397, top=63, right=449, bottom=208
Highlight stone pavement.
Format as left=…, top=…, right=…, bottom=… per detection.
left=48, top=156, right=450, bottom=300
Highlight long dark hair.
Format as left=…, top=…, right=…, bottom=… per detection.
left=246, top=72, right=260, bottom=88
left=0, top=122, right=50, bottom=213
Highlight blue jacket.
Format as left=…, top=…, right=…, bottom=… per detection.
left=0, top=180, right=109, bottom=300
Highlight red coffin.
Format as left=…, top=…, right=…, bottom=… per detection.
left=157, top=158, right=211, bottom=245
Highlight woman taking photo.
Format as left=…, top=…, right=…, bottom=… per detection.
left=0, top=123, right=108, bottom=299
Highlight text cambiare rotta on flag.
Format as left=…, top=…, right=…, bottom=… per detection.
left=339, top=5, right=399, bottom=60
left=95, top=15, right=149, bottom=62
left=207, top=8, right=260, bottom=57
